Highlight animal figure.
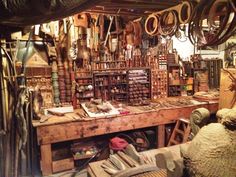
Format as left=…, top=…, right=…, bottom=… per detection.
left=181, top=108, right=236, bottom=177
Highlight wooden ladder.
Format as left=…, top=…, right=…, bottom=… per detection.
left=167, top=118, right=191, bottom=146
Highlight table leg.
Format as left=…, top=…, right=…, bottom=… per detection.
left=41, top=144, right=52, bottom=176
left=157, top=125, right=165, bottom=148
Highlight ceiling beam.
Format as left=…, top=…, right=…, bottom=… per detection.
left=99, top=2, right=170, bottom=9
left=104, top=0, right=179, bottom=6
left=86, top=9, right=144, bottom=16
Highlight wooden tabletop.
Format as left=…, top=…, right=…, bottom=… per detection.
left=32, top=96, right=218, bottom=127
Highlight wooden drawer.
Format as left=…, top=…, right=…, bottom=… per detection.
left=52, top=158, right=74, bottom=173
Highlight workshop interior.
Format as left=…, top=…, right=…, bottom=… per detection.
left=0, top=0, right=236, bottom=177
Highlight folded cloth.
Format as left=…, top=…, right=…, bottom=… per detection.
left=109, top=137, right=128, bottom=151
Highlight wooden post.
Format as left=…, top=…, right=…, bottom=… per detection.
left=40, top=144, right=52, bottom=176
left=157, top=125, right=165, bottom=148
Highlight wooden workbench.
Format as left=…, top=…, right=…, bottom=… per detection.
left=32, top=97, right=218, bottom=176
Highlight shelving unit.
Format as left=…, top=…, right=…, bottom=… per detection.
left=151, top=69, right=168, bottom=99
left=75, top=71, right=94, bottom=102
left=206, top=59, right=222, bottom=89
left=168, top=64, right=181, bottom=97
left=94, top=73, right=110, bottom=101
left=110, top=72, right=129, bottom=102
left=92, top=60, right=127, bottom=71
left=128, top=68, right=151, bottom=103
left=93, top=68, right=151, bottom=103
left=93, top=70, right=128, bottom=102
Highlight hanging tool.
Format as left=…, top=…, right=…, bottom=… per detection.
left=104, top=16, right=114, bottom=47
left=103, top=9, right=121, bottom=47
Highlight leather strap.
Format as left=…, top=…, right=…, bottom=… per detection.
left=144, top=14, right=159, bottom=36
left=207, top=0, right=231, bottom=45
left=188, top=0, right=236, bottom=47
left=178, top=1, right=192, bottom=24
left=132, top=21, right=142, bottom=46
left=158, top=10, right=178, bottom=37
left=125, top=21, right=134, bottom=34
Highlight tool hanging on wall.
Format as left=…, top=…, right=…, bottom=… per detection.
left=73, top=13, right=89, bottom=28
left=104, top=16, right=114, bottom=47
left=68, top=19, right=78, bottom=108
left=99, top=15, right=105, bottom=41
left=132, top=21, right=142, bottom=47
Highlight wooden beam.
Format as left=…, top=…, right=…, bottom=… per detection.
left=157, top=125, right=165, bottom=148
left=86, top=9, right=143, bottom=16
left=40, top=144, right=52, bottom=176
left=107, top=0, right=179, bottom=6
left=95, top=6, right=164, bottom=10
left=100, top=2, right=171, bottom=9
left=92, top=6, right=158, bottom=13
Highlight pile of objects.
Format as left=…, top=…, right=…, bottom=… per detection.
left=85, top=99, right=112, bottom=113
left=101, top=144, right=164, bottom=176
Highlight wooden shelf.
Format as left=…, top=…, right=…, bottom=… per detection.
left=129, top=81, right=150, bottom=85
left=76, top=76, right=93, bottom=79
left=169, top=84, right=181, bottom=86
left=77, top=83, right=93, bottom=86
left=111, top=92, right=128, bottom=95
left=92, top=60, right=126, bottom=63
left=95, top=85, right=109, bottom=87
left=77, top=96, right=94, bottom=99
left=73, top=154, right=95, bottom=160
left=111, top=83, right=127, bottom=86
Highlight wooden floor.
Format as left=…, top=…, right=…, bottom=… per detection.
left=48, top=169, right=88, bottom=177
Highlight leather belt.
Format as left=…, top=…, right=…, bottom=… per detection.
left=144, top=1, right=194, bottom=37
left=158, top=10, right=178, bottom=37
left=132, top=21, right=142, bottom=46
left=178, top=1, right=193, bottom=24
left=145, top=14, right=159, bottom=36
